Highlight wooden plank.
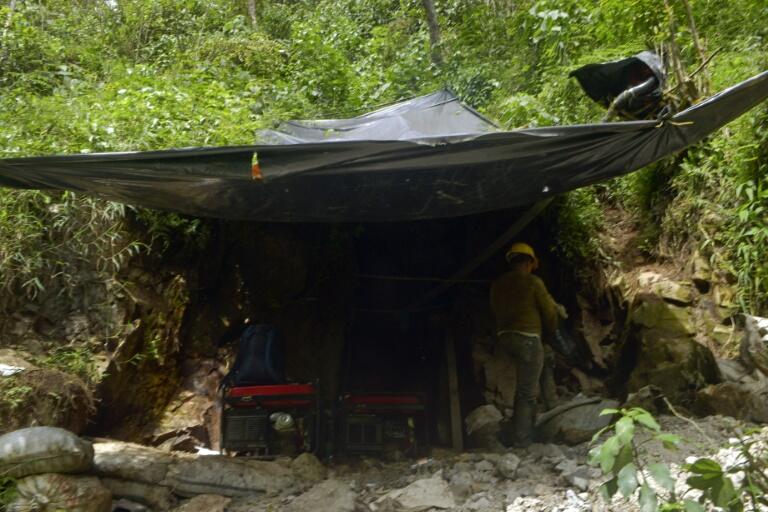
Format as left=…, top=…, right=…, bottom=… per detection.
left=445, top=332, right=463, bottom=451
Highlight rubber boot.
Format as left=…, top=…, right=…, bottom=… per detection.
left=513, top=398, right=537, bottom=448
left=539, top=363, right=558, bottom=411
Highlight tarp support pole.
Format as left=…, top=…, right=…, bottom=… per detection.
left=445, top=331, right=463, bottom=451
left=410, top=198, right=554, bottom=309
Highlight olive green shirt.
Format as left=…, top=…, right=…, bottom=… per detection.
left=490, top=270, right=559, bottom=338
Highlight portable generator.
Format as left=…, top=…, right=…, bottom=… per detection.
left=337, top=392, right=428, bottom=455
left=221, top=383, right=320, bottom=455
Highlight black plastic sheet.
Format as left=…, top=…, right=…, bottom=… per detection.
left=0, top=71, right=767, bottom=222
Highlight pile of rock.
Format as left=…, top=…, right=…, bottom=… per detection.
left=0, top=424, right=606, bottom=512
left=694, top=315, right=768, bottom=423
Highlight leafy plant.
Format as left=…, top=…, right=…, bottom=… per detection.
left=0, top=378, right=34, bottom=412
left=589, top=407, right=682, bottom=511
left=0, top=477, right=18, bottom=509
left=590, top=407, right=768, bottom=511
left=38, top=346, right=100, bottom=385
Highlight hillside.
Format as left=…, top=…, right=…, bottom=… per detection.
left=0, top=1, right=767, bottom=510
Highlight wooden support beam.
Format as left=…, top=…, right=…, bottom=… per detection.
left=445, top=332, right=463, bottom=451
left=410, top=198, right=554, bottom=309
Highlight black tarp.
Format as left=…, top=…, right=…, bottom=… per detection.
left=570, top=51, right=666, bottom=108
left=0, top=71, right=767, bottom=222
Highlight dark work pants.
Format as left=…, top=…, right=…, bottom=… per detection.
left=498, top=331, right=544, bottom=447
left=540, top=345, right=558, bottom=411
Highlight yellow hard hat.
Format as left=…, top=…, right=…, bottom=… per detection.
left=505, top=242, right=538, bottom=268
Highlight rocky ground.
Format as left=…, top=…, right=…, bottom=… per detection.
left=3, top=414, right=760, bottom=512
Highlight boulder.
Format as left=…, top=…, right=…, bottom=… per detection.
left=496, top=453, right=521, bottom=479
left=379, top=474, right=456, bottom=510
left=638, top=272, right=695, bottom=305
left=165, top=456, right=296, bottom=497
left=717, top=359, right=751, bottom=383
left=526, top=443, right=565, bottom=461
left=172, top=494, right=231, bottom=512
left=291, top=452, right=327, bottom=483
left=0, top=426, right=93, bottom=479
left=93, top=440, right=176, bottom=484
left=536, top=397, right=619, bottom=445
left=714, top=284, right=738, bottom=309
left=626, top=331, right=720, bottom=404
left=447, top=470, right=475, bottom=501
left=622, top=385, right=665, bottom=415
left=694, top=382, right=768, bottom=423
left=0, top=367, right=95, bottom=434
left=472, top=342, right=516, bottom=412
left=285, top=479, right=356, bottom=512
left=464, top=405, right=504, bottom=451
left=0, top=348, right=37, bottom=371
left=652, top=280, right=694, bottom=305
left=741, top=315, right=768, bottom=376
left=630, top=296, right=695, bottom=336
left=691, top=251, right=712, bottom=292
left=146, top=359, right=223, bottom=451
left=10, top=474, right=112, bottom=512
left=637, top=271, right=664, bottom=288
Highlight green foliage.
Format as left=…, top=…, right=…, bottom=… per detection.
left=132, top=209, right=207, bottom=253
left=0, top=477, right=18, bottom=508
left=591, top=407, right=768, bottom=511
left=0, top=376, right=33, bottom=412
left=37, top=345, right=100, bottom=385
left=544, top=187, right=606, bottom=289
left=0, top=0, right=766, bottom=313
left=0, top=190, right=138, bottom=310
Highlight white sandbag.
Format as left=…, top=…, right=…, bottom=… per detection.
left=0, top=427, right=93, bottom=479
left=9, top=473, right=111, bottom=512
left=93, top=440, right=176, bottom=484
left=165, top=456, right=296, bottom=497
left=101, top=477, right=177, bottom=511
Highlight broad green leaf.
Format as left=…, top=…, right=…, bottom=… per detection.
left=687, top=458, right=723, bottom=476
left=617, top=463, right=638, bottom=497
left=615, top=416, right=635, bottom=445
left=599, top=477, right=618, bottom=501
left=634, top=410, right=661, bottom=432
left=613, top=442, right=633, bottom=474
left=683, top=501, right=705, bottom=512
left=687, top=475, right=714, bottom=490
left=587, top=446, right=601, bottom=466
left=649, top=462, right=675, bottom=492
left=710, top=475, right=738, bottom=509
left=600, top=408, right=619, bottom=416
left=655, top=433, right=681, bottom=450
left=639, top=484, right=658, bottom=512
left=598, top=436, right=620, bottom=473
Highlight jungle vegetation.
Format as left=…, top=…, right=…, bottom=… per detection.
left=0, top=0, right=766, bottom=311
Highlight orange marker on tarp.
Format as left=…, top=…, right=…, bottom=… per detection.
left=251, top=153, right=262, bottom=179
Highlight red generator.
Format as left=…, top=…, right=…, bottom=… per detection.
left=337, top=392, right=428, bottom=455
left=221, top=383, right=320, bottom=455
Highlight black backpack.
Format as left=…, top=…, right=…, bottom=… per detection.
left=222, top=325, right=286, bottom=387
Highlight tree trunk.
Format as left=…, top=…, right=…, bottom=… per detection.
left=246, top=0, right=257, bottom=27
left=0, top=0, right=18, bottom=68
left=421, top=0, right=443, bottom=67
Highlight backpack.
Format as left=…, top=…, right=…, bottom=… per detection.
left=222, top=325, right=285, bottom=387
